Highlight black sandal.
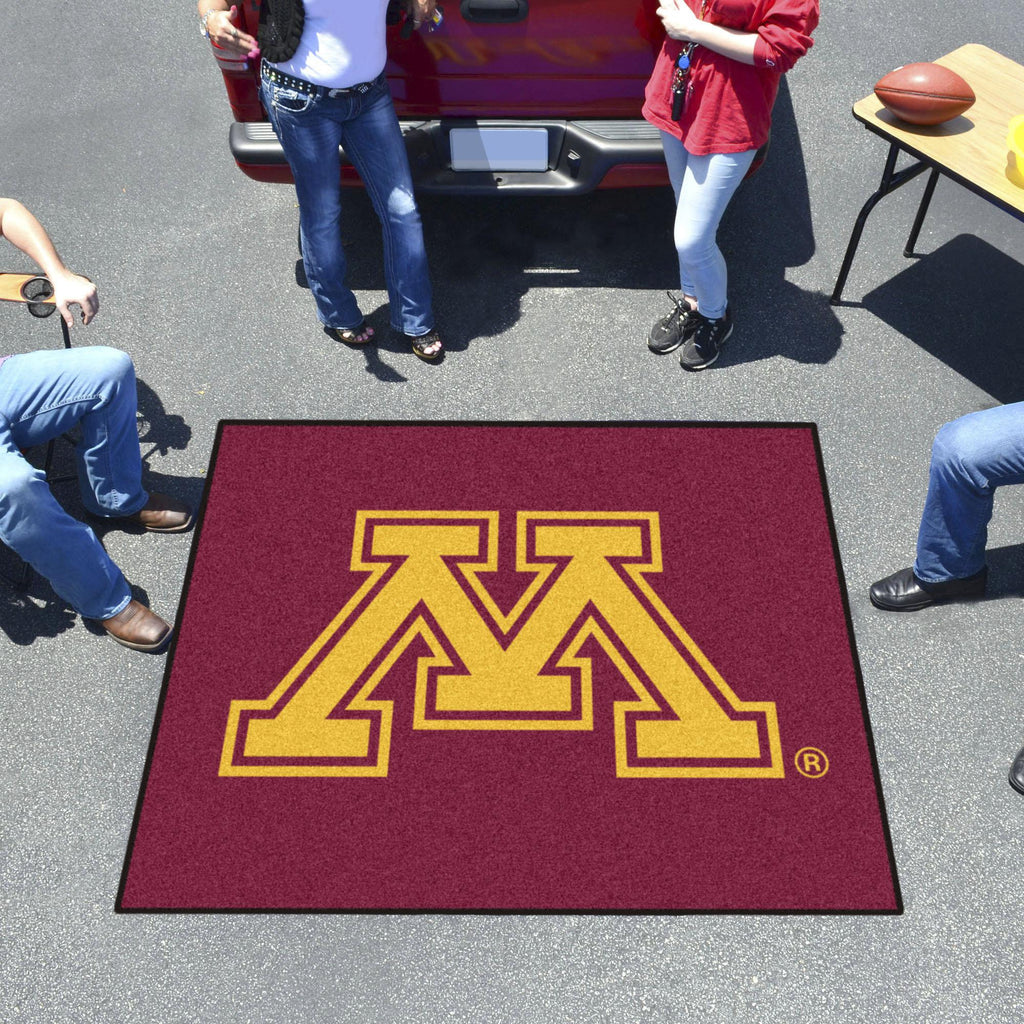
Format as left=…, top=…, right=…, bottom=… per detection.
left=327, top=320, right=375, bottom=347
left=406, top=329, right=444, bottom=362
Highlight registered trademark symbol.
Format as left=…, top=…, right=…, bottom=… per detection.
left=794, top=747, right=829, bottom=779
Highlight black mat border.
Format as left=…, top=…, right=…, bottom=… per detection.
left=116, top=419, right=903, bottom=917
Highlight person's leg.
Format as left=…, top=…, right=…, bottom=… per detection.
left=914, top=403, right=1024, bottom=582
left=671, top=148, right=756, bottom=320
left=0, top=347, right=148, bottom=519
left=341, top=78, right=434, bottom=338
left=648, top=132, right=701, bottom=354
left=261, top=76, right=366, bottom=332
left=0, top=419, right=131, bottom=620
left=659, top=130, right=697, bottom=306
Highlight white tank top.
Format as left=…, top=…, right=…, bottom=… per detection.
left=269, top=0, right=391, bottom=89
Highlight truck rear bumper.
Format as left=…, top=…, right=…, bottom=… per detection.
left=229, top=118, right=667, bottom=194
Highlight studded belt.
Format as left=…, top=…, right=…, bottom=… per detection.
left=261, top=61, right=378, bottom=98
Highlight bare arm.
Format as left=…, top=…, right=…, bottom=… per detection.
left=197, top=1, right=259, bottom=58
left=0, top=198, right=99, bottom=326
left=657, top=1, right=757, bottom=65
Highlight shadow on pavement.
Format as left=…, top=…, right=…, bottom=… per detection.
left=136, top=376, right=192, bottom=461
left=298, top=78, right=840, bottom=368
left=861, top=234, right=1024, bottom=405
left=720, top=77, right=843, bottom=368
left=0, top=585, right=77, bottom=645
left=984, top=542, right=1024, bottom=599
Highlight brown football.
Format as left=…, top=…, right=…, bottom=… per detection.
left=874, top=62, right=976, bottom=125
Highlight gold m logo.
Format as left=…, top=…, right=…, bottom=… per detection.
left=220, top=512, right=783, bottom=778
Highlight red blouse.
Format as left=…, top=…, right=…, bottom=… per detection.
left=642, top=0, right=819, bottom=156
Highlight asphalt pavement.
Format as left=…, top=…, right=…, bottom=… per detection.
left=1, top=1, right=1022, bottom=1021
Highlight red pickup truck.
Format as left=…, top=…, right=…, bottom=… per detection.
left=213, top=0, right=670, bottom=194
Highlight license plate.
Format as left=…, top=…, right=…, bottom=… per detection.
left=449, top=128, right=549, bottom=172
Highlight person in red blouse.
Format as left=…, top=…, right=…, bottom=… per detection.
left=643, top=0, right=818, bottom=369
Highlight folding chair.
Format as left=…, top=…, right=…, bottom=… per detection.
left=0, top=273, right=72, bottom=589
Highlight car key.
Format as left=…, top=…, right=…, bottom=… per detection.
left=671, top=48, right=693, bottom=121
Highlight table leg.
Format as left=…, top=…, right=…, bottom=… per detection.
left=904, top=168, right=940, bottom=257
left=830, top=143, right=931, bottom=304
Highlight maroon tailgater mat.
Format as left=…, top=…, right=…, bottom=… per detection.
left=118, top=422, right=901, bottom=913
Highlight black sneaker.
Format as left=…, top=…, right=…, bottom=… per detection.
left=679, top=306, right=733, bottom=371
left=648, top=292, right=700, bottom=354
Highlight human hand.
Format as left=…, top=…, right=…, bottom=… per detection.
left=51, top=270, right=98, bottom=327
left=657, top=0, right=702, bottom=43
left=405, top=0, right=437, bottom=31
left=206, top=5, right=260, bottom=59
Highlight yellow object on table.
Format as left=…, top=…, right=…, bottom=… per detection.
left=1008, top=114, right=1024, bottom=187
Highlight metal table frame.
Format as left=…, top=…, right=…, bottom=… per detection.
left=831, top=45, right=1024, bottom=305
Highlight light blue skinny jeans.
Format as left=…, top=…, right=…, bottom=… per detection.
left=914, top=402, right=1024, bottom=582
left=261, top=68, right=435, bottom=337
left=0, top=346, right=146, bottom=619
left=660, top=131, right=756, bottom=320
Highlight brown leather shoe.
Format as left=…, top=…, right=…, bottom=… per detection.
left=100, top=599, right=172, bottom=652
left=125, top=493, right=193, bottom=533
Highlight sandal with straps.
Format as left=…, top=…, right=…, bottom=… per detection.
left=405, top=329, right=444, bottom=363
left=327, top=320, right=375, bottom=347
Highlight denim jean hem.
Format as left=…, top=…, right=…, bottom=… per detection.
left=321, top=316, right=368, bottom=331
left=86, top=589, right=134, bottom=622
left=912, top=560, right=988, bottom=585
left=88, top=490, right=150, bottom=520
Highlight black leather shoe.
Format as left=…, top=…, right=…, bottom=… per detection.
left=1009, top=745, right=1024, bottom=795
left=869, top=565, right=987, bottom=611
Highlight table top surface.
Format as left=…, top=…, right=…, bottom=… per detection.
left=854, top=43, right=1024, bottom=215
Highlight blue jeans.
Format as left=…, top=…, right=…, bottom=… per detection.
left=914, top=402, right=1024, bottom=582
left=0, top=347, right=147, bottom=619
left=660, top=132, right=756, bottom=320
left=261, top=69, right=434, bottom=337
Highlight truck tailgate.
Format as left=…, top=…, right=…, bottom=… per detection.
left=388, top=0, right=664, bottom=118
